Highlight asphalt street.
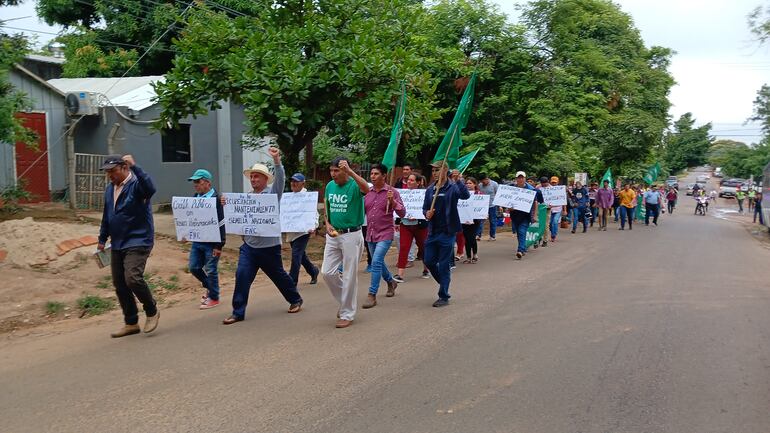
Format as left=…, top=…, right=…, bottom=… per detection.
left=2, top=169, right=769, bottom=433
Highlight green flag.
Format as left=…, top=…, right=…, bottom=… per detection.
left=643, top=162, right=661, bottom=184
left=381, top=81, right=407, bottom=172
left=432, top=71, right=477, bottom=169
left=456, top=147, right=481, bottom=174
left=600, top=168, right=612, bottom=185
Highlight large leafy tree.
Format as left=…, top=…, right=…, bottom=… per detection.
left=155, top=0, right=466, bottom=174
left=663, top=113, right=712, bottom=173
left=0, top=25, right=35, bottom=147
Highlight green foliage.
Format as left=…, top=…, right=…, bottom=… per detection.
left=76, top=295, right=115, bottom=316
left=0, top=29, right=36, bottom=147
left=60, top=32, right=139, bottom=78
left=712, top=140, right=770, bottom=180
left=749, top=5, right=770, bottom=45
left=708, top=139, right=747, bottom=168
left=0, top=181, right=32, bottom=213
left=749, top=84, right=770, bottom=136
left=45, top=301, right=65, bottom=316
left=663, top=113, right=712, bottom=173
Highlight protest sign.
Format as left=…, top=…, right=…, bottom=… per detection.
left=542, top=185, right=567, bottom=207
left=396, top=189, right=426, bottom=220
left=223, top=193, right=281, bottom=236
left=493, top=185, right=537, bottom=212
left=458, top=195, right=490, bottom=223
left=171, top=197, right=221, bottom=242
left=280, top=191, right=319, bottom=233
left=575, top=172, right=588, bottom=186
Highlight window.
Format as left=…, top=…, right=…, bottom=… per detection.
left=161, top=124, right=191, bottom=162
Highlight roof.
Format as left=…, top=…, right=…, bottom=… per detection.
left=47, top=76, right=165, bottom=111
left=24, top=54, right=66, bottom=65
left=12, top=63, right=66, bottom=97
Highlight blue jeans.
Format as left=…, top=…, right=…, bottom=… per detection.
left=511, top=217, right=530, bottom=253
left=614, top=205, right=620, bottom=221
left=189, top=242, right=221, bottom=300
left=619, top=206, right=634, bottom=229
left=572, top=206, right=588, bottom=230
left=476, top=206, right=498, bottom=239
left=367, top=239, right=394, bottom=295
left=549, top=211, right=561, bottom=239
left=231, top=244, right=302, bottom=319
left=289, top=234, right=318, bottom=285
left=424, top=232, right=454, bottom=300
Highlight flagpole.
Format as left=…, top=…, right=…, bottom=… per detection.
left=429, top=123, right=459, bottom=212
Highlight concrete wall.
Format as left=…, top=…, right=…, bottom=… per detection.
left=7, top=69, right=68, bottom=194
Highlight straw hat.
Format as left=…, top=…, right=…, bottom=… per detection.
left=243, top=163, right=273, bottom=183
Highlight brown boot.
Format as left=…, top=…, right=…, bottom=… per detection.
left=386, top=279, right=398, bottom=297
left=362, top=294, right=377, bottom=309
left=111, top=324, right=140, bottom=338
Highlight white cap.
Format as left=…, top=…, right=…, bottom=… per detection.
left=515, top=171, right=526, bottom=178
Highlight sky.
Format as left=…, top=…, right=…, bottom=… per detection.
left=2, top=0, right=770, bottom=144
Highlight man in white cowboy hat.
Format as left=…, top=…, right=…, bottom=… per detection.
left=221, top=146, right=304, bottom=324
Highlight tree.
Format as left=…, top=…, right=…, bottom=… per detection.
left=155, top=1, right=466, bottom=175
left=663, top=113, right=712, bottom=173
left=708, top=139, right=747, bottom=168
left=0, top=26, right=36, bottom=147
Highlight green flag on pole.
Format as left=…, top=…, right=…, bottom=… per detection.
left=643, top=162, right=661, bottom=185
left=381, top=81, right=407, bottom=172
left=432, top=71, right=477, bottom=169
left=600, top=168, right=612, bottom=185
left=456, top=147, right=481, bottom=174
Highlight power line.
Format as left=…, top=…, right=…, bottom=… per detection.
left=1, top=25, right=176, bottom=52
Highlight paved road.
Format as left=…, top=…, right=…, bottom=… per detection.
left=2, top=169, right=770, bottom=433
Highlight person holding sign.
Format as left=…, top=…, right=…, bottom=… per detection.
left=97, top=154, right=159, bottom=338
left=395, top=174, right=429, bottom=283
left=361, top=164, right=405, bottom=309
left=547, top=176, right=566, bottom=242
left=322, top=157, right=369, bottom=328
left=570, top=181, right=590, bottom=234
left=476, top=174, right=499, bottom=241
left=508, top=171, right=541, bottom=259
left=423, top=161, right=470, bottom=307
left=460, top=177, right=482, bottom=263
left=221, top=147, right=304, bottom=325
left=187, top=169, right=226, bottom=310
left=284, top=173, right=320, bottom=287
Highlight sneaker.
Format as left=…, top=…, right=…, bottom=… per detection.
left=392, top=275, right=405, bottom=283
left=200, top=294, right=209, bottom=305
left=386, top=279, right=398, bottom=297
left=199, top=299, right=220, bottom=310
left=450, top=265, right=457, bottom=271
left=432, top=298, right=449, bottom=308
left=653, top=222, right=658, bottom=226
left=144, top=310, right=159, bottom=333
left=288, top=300, right=303, bottom=313
left=516, top=251, right=523, bottom=259
left=489, top=237, right=496, bottom=241
left=571, top=229, right=576, bottom=234
left=421, top=270, right=430, bottom=279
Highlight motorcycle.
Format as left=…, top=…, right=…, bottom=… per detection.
left=694, top=196, right=708, bottom=215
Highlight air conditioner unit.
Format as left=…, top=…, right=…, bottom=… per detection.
left=65, top=92, right=100, bottom=116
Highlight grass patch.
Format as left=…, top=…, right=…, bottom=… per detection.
left=76, top=295, right=115, bottom=317
left=45, top=301, right=66, bottom=316
left=144, top=273, right=181, bottom=293
left=96, top=275, right=112, bottom=289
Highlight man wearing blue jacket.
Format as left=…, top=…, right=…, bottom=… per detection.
left=423, top=161, right=470, bottom=308
left=97, top=154, right=159, bottom=338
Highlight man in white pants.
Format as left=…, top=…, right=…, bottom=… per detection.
left=322, top=156, right=369, bottom=328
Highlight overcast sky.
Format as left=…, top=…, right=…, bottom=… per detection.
left=3, top=0, right=769, bottom=144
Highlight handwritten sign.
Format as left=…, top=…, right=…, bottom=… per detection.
left=171, top=197, right=221, bottom=242
left=542, top=185, right=567, bottom=207
left=280, top=191, right=319, bottom=233
left=458, top=195, right=490, bottom=223
left=575, top=172, right=588, bottom=186
left=396, top=189, right=426, bottom=220
left=223, top=193, right=281, bottom=237
left=493, top=185, right=537, bottom=212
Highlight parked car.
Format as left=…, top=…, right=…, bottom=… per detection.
left=665, top=176, right=679, bottom=190
left=696, top=174, right=709, bottom=183
left=719, top=178, right=745, bottom=198
left=714, top=167, right=723, bottom=177
left=686, top=183, right=697, bottom=195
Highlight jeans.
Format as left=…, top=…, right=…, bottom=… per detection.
left=367, top=239, right=394, bottom=295
left=476, top=206, right=497, bottom=239
left=572, top=206, right=588, bottom=231
left=511, top=217, right=530, bottom=253
left=231, top=244, right=302, bottom=319
left=614, top=205, right=620, bottom=221
left=755, top=204, right=764, bottom=224
left=619, top=206, right=633, bottom=229
left=189, top=242, right=221, bottom=301
left=667, top=200, right=675, bottom=214
left=549, top=211, right=561, bottom=239
left=289, top=234, right=318, bottom=285
left=424, top=232, right=455, bottom=300
left=111, top=246, right=157, bottom=325
left=645, top=203, right=660, bottom=225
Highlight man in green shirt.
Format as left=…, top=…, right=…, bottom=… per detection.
left=736, top=189, right=746, bottom=214
left=322, top=156, right=369, bottom=328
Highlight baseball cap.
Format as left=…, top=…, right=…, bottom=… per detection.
left=550, top=176, right=559, bottom=183
left=515, top=171, right=526, bottom=178
left=539, top=176, right=549, bottom=183
left=188, top=169, right=212, bottom=181
left=99, top=155, right=125, bottom=170
left=290, top=173, right=306, bottom=182
left=430, top=160, right=448, bottom=169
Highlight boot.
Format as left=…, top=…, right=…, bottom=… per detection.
left=111, top=324, right=140, bottom=338
left=362, top=294, right=377, bottom=309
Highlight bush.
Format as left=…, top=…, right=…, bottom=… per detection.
left=0, top=182, right=32, bottom=213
